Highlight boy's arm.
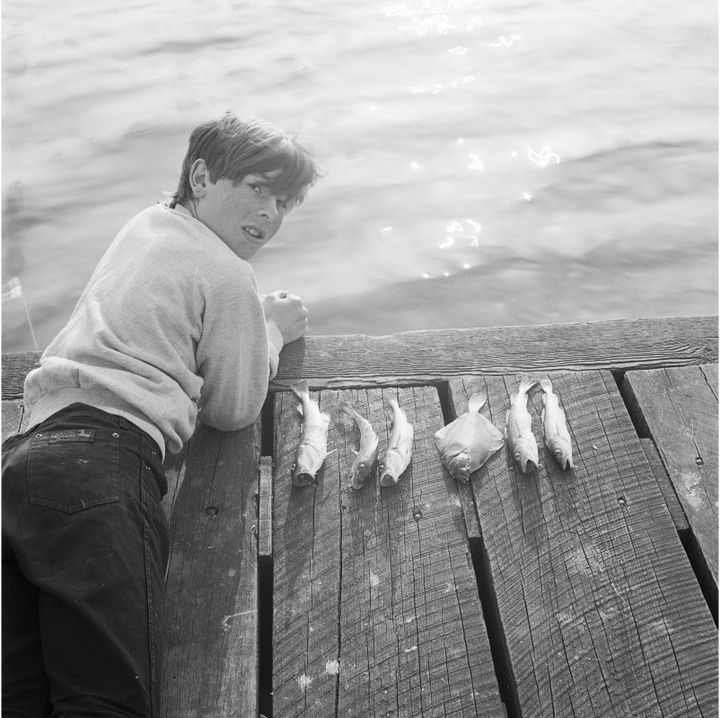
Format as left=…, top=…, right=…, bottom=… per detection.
left=266, top=320, right=284, bottom=379
left=195, top=274, right=274, bottom=432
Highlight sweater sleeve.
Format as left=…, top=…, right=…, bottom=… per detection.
left=265, top=321, right=284, bottom=379
left=194, top=264, right=271, bottom=432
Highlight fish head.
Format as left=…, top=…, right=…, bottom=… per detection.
left=292, top=459, right=317, bottom=487
left=379, top=468, right=398, bottom=487
left=379, top=454, right=404, bottom=487
left=512, top=438, right=539, bottom=474
left=447, top=452, right=473, bottom=483
left=548, top=439, right=574, bottom=470
left=350, top=460, right=373, bottom=490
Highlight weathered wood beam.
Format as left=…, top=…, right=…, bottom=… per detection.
left=161, top=422, right=261, bottom=717
left=4, top=316, right=716, bottom=398
left=271, top=316, right=717, bottom=388
left=623, top=366, right=718, bottom=602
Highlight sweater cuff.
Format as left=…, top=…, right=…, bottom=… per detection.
left=266, top=322, right=284, bottom=379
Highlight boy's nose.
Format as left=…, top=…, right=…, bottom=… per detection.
left=259, top=199, right=279, bottom=221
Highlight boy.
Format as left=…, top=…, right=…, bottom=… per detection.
left=2, top=112, right=318, bottom=716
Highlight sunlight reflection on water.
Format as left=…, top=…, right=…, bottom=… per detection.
left=2, top=0, right=717, bottom=349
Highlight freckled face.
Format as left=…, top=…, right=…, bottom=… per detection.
left=195, top=169, right=291, bottom=260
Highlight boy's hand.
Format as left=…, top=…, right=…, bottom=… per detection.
left=262, top=290, right=309, bottom=345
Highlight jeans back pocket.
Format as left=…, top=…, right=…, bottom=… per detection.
left=27, top=428, right=120, bottom=513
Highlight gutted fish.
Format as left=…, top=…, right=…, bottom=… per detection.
left=291, top=380, right=331, bottom=486
left=540, top=379, right=574, bottom=470
left=340, top=402, right=379, bottom=489
left=434, top=392, right=505, bottom=482
left=379, top=398, right=414, bottom=487
left=505, top=378, right=539, bottom=473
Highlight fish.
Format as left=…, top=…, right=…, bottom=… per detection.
left=540, top=378, right=574, bottom=470
left=434, top=392, right=505, bottom=483
left=340, top=402, right=379, bottom=489
left=291, top=380, right=331, bottom=486
left=378, top=397, right=414, bottom=487
left=505, top=378, right=539, bottom=473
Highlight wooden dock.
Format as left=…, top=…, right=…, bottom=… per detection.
left=2, top=316, right=718, bottom=717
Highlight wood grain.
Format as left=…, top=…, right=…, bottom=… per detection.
left=623, top=366, right=718, bottom=593
left=4, top=317, right=716, bottom=397
left=272, top=384, right=343, bottom=716
left=271, top=385, right=504, bottom=717
left=1, top=399, right=25, bottom=440
left=258, top=455, right=273, bottom=559
left=449, top=371, right=718, bottom=718
left=270, top=316, right=717, bottom=389
left=639, top=438, right=689, bottom=533
left=161, top=422, right=260, bottom=718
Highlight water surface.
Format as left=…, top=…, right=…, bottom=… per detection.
left=2, top=0, right=717, bottom=351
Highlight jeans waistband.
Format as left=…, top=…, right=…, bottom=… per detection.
left=43, top=403, right=161, bottom=458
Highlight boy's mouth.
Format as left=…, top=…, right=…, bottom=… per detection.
left=242, top=225, right=265, bottom=241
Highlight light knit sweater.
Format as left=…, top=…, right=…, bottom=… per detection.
left=23, top=202, right=284, bottom=458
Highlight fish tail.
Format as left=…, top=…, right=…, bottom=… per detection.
left=385, top=396, right=399, bottom=419
left=467, top=392, right=487, bottom=413
left=539, top=378, right=553, bottom=393
left=291, top=379, right=310, bottom=400
left=518, top=376, right=538, bottom=395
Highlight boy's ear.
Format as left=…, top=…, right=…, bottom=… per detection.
left=189, top=159, right=209, bottom=198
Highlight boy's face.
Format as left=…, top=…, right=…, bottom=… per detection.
left=194, top=166, right=292, bottom=260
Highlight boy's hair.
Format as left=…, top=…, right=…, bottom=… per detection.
left=172, top=113, right=318, bottom=207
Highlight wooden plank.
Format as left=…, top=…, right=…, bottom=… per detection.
left=271, top=384, right=343, bottom=716
left=271, top=316, right=717, bottom=389
left=4, top=317, right=717, bottom=398
left=272, top=385, right=505, bottom=717
left=639, top=438, right=689, bottom=533
left=161, top=446, right=189, bottom=523
left=258, top=456, right=273, bottom=559
left=1, top=350, right=38, bottom=398
left=161, top=421, right=261, bottom=718
left=623, top=366, right=718, bottom=593
left=700, top=362, right=718, bottom=398
left=450, top=372, right=718, bottom=718
left=1, top=399, right=25, bottom=441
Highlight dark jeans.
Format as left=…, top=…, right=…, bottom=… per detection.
left=2, top=404, right=169, bottom=717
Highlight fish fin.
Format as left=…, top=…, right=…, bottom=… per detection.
left=518, top=376, right=538, bottom=394
left=539, top=378, right=553, bottom=393
left=467, top=392, right=487, bottom=413
left=296, top=404, right=304, bottom=417
left=291, top=379, right=309, bottom=399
